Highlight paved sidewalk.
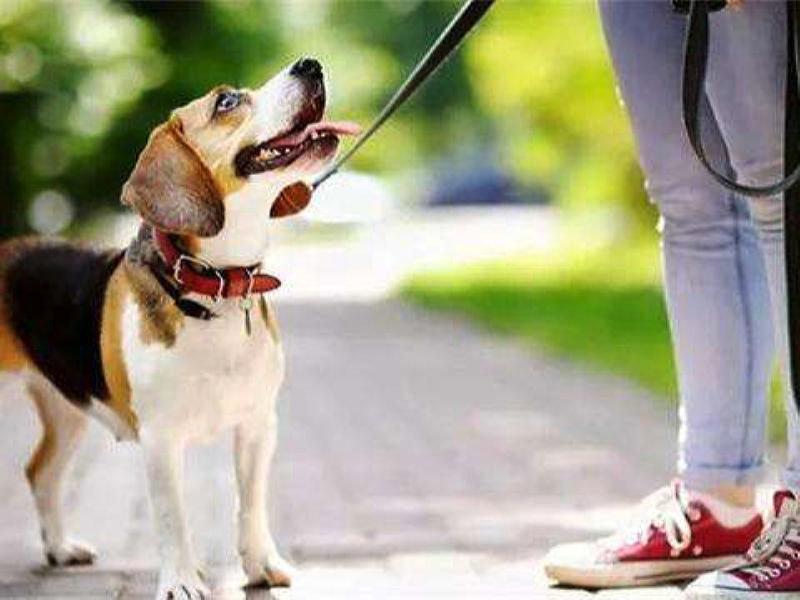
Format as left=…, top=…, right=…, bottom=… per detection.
left=0, top=299, right=683, bottom=598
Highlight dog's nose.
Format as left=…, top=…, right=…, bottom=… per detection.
left=290, top=57, right=323, bottom=79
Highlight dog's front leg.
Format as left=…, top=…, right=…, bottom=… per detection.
left=234, top=413, right=293, bottom=588
left=140, top=430, right=209, bottom=600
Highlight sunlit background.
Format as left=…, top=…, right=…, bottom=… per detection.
left=6, top=0, right=786, bottom=439
left=1, top=2, right=793, bottom=596
left=0, top=0, right=789, bottom=434
left=0, top=0, right=645, bottom=231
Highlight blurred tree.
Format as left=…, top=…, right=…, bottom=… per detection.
left=0, top=0, right=163, bottom=237
left=466, top=1, right=653, bottom=230
left=0, top=0, right=649, bottom=239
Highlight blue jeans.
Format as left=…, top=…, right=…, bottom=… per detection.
left=599, top=0, right=800, bottom=488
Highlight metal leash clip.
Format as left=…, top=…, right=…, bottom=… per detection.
left=239, top=267, right=257, bottom=336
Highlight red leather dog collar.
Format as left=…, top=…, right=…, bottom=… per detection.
left=154, top=229, right=281, bottom=300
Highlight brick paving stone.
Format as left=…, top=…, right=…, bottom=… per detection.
left=0, top=300, right=683, bottom=598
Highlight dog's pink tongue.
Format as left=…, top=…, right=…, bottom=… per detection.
left=311, top=121, right=362, bottom=136
left=271, top=121, right=362, bottom=148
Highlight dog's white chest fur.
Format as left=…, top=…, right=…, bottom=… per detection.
left=122, top=297, right=284, bottom=440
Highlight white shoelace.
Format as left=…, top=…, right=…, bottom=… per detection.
left=740, top=498, right=800, bottom=581
left=602, top=483, right=697, bottom=555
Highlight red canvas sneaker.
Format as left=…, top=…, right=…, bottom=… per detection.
left=543, top=481, right=762, bottom=588
left=686, top=490, right=800, bottom=599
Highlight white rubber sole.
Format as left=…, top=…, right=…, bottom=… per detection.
left=543, top=555, right=741, bottom=588
left=686, top=586, right=800, bottom=600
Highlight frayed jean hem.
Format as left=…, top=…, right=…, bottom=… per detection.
left=680, top=462, right=766, bottom=490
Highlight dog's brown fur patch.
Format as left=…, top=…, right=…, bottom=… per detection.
left=124, top=226, right=186, bottom=348
left=0, top=241, right=35, bottom=372
left=100, top=266, right=138, bottom=433
left=210, top=164, right=246, bottom=198
left=0, top=283, right=30, bottom=372
left=176, top=86, right=252, bottom=200
left=126, top=261, right=185, bottom=347
left=121, top=119, right=225, bottom=238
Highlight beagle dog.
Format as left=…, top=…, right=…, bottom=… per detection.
left=0, top=57, right=358, bottom=599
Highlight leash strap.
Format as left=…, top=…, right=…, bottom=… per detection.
left=785, top=1, right=800, bottom=408
left=311, top=0, right=496, bottom=189
left=682, top=1, right=800, bottom=404
left=682, top=1, right=800, bottom=196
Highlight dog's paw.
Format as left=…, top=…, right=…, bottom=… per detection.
left=156, top=569, right=209, bottom=600
left=242, top=552, right=294, bottom=588
left=45, top=539, right=96, bottom=567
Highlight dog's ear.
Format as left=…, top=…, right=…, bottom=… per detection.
left=121, top=118, right=224, bottom=237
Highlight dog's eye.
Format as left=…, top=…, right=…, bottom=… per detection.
left=214, top=91, right=241, bottom=114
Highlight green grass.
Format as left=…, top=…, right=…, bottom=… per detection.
left=404, top=236, right=788, bottom=443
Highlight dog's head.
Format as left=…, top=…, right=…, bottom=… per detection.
left=121, top=57, right=359, bottom=238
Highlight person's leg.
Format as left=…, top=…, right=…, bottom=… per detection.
left=542, top=2, right=769, bottom=587
left=672, top=4, right=800, bottom=598
left=601, top=0, right=774, bottom=497
left=700, top=0, right=800, bottom=488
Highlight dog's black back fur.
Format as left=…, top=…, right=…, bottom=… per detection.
left=3, top=242, right=123, bottom=405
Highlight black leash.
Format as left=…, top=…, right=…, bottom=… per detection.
left=786, top=2, right=800, bottom=409
left=313, top=0, right=496, bottom=190
left=682, top=0, right=800, bottom=405
left=682, top=1, right=800, bottom=196
left=273, top=0, right=496, bottom=214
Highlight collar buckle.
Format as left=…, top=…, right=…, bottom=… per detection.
left=173, top=253, right=226, bottom=302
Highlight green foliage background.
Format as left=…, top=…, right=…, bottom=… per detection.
left=0, top=0, right=651, bottom=238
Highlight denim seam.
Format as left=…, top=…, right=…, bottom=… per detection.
left=729, top=193, right=758, bottom=479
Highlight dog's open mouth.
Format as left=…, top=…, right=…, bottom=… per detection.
left=235, top=118, right=360, bottom=177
